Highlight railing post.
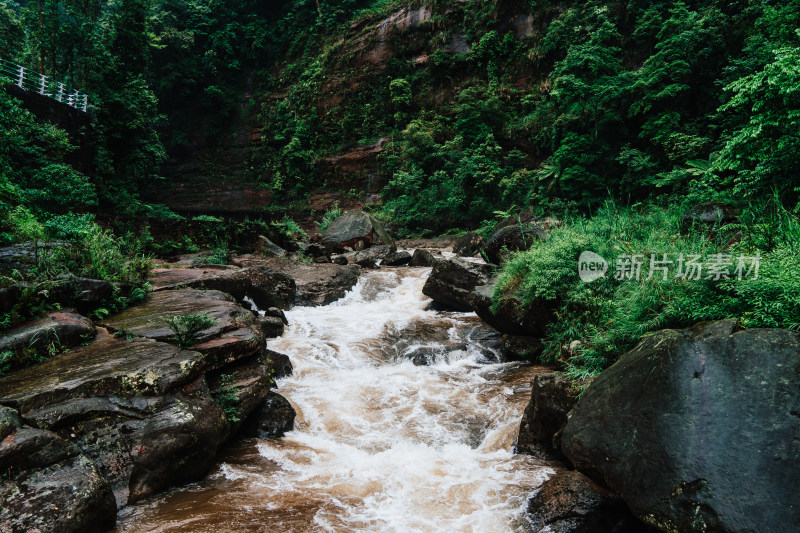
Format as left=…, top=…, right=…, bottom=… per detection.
left=56, top=83, right=64, bottom=102
left=82, top=94, right=88, bottom=112
left=16, top=65, right=24, bottom=88
left=38, top=73, right=46, bottom=95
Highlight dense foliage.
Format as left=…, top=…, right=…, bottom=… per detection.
left=2, top=0, right=800, bottom=377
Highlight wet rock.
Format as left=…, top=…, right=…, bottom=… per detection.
left=345, top=244, right=395, bottom=265
left=256, top=235, right=287, bottom=257
left=421, top=257, right=494, bottom=312
left=381, top=250, right=412, bottom=266
left=332, top=256, right=349, bottom=265
left=0, top=407, right=21, bottom=441
left=240, top=392, right=296, bottom=439
left=517, top=373, right=578, bottom=460
left=314, top=255, right=332, bottom=264
left=0, top=285, right=21, bottom=313
left=502, top=335, right=543, bottom=362
left=0, top=241, right=68, bottom=276
left=66, top=276, right=114, bottom=314
left=258, top=316, right=285, bottom=338
left=561, top=320, right=800, bottom=532
left=266, top=349, right=293, bottom=379
left=470, top=279, right=555, bottom=337
left=681, top=201, right=740, bottom=229
left=103, top=289, right=250, bottom=346
left=298, top=242, right=326, bottom=258
left=209, top=356, right=273, bottom=436
left=0, top=329, right=206, bottom=413
left=410, top=350, right=430, bottom=366
left=483, top=223, right=547, bottom=265
left=0, top=311, right=95, bottom=361
left=233, top=256, right=360, bottom=307
left=264, top=306, right=289, bottom=325
left=527, top=470, right=645, bottom=533
left=0, top=428, right=117, bottom=533
left=192, top=327, right=264, bottom=371
left=453, top=232, right=485, bottom=257
left=149, top=266, right=296, bottom=310
left=321, top=210, right=394, bottom=251
left=409, top=248, right=437, bottom=267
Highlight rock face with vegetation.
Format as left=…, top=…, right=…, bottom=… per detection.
left=561, top=320, right=800, bottom=532
left=516, top=373, right=578, bottom=461
left=0, top=277, right=295, bottom=530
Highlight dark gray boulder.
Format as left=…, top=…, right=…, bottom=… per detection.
left=469, top=279, right=555, bottom=337
left=0, top=428, right=117, bottom=533
left=421, top=258, right=494, bottom=312
left=240, top=392, right=296, bottom=439
left=527, top=470, right=646, bottom=533
left=681, top=201, right=740, bottom=229
left=322, top=211, right=394, bottom=251
left=502, top=335, right=543, bottom=362
left=561, top=319, right=800, bottom=532
left=516, top=373, right=578, bottom=461
left=266, top=349, right=293, bottom=380
left=0, top=311, right=96, bottom=369
left=409, top=248, right=437, bottom=267
left=381, top=250, right=412, bottom=266
left=257, top=235, right=287, bottom=258
left=258, top=316, right=285, bottom=338
left=453, top=232, right=485, bottom=257
left=483, top=224, right=547, bottom=265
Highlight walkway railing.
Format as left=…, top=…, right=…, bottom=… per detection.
left=0, top=58, right=88, bottom=112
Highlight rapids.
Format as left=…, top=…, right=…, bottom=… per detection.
left=115, top=267, right=553, bottom=532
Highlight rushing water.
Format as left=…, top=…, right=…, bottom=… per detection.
left=116, top=267, right=553, bottom=532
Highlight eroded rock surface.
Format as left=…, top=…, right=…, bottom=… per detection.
left=561, top=319, right=800, bottom=532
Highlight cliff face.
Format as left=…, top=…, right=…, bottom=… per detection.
left=152, top=0, right=547, bottom=217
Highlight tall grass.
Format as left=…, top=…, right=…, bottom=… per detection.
left=494, top=198, right=800, bottom=380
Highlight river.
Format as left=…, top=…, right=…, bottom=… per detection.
left=116, top=266, right=553, bottom=532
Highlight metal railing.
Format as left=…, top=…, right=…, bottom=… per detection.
left=0, top=58, right=88, bottom=112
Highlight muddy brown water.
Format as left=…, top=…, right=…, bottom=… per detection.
left=115, top=268, right=553, bottom=532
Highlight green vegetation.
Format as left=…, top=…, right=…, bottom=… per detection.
left=495, top=198, right=800, bottom=379
left=215, top=373, right=241, bottom=423
left=2, top=0, right=799, bottom=381
left=165, top=313, right=216, bottom=348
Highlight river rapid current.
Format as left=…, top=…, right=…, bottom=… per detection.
left=116, top=267, right=553, bottom=532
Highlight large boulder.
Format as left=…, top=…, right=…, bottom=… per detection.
left=240, top=392, right=296, bottom=439
left=409, top=248, right=437, bottom=267
left=421, top=257, right=494, bottom=311
left=0, top=427, right=117, bottom=533
left=321, top=210, right=394, bottom=251
left=561, top=319, right=800, bottom=532
left=469, top=279, right=555, bottom=337
left=452, top=232, right=485, bottom=257
left=232, top=256, right=360, bottom=307
left=149, top=266, right=296, bottom=310
left=0, top=329, right=229, bottom=508
left=381, top=250, right=412, bottom=266
left=527, top=470, right=646, bottom=533
left=482, top=223, right=547, bottom=265
left=516, top=373, right=578, bottom=460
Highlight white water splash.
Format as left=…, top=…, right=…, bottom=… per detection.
left=117, top=268, right=552, bottom=532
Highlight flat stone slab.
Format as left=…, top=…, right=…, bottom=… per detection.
left=148, top=267, right=295, bottom=310
left=0, top=329, right=205, bottom=414
left=103, top=289, right=243, bottom=344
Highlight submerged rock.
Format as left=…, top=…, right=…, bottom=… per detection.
left=561, top=319, right=800, bottom=532
left=527, top=470, right=646, bottom=533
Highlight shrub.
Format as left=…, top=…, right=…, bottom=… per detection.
left=165, top=313, right=216, bottom=347
left=316, top=203, right=342, bottom=234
